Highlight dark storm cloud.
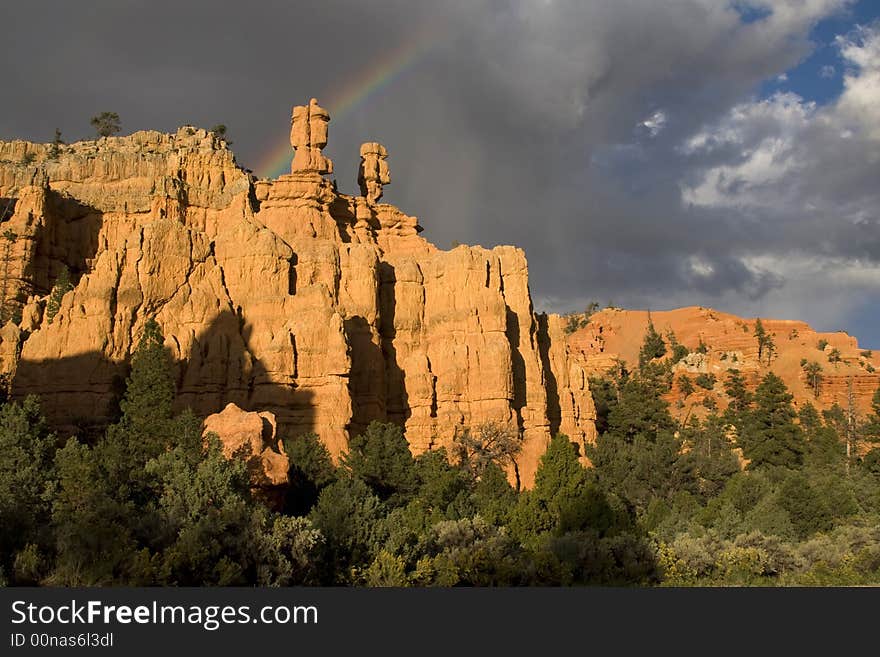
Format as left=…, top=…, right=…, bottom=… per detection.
left=2, top=1, right=878, bottom=344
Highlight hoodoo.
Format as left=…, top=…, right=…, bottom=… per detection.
left=0, top=99, right=596, bottom=486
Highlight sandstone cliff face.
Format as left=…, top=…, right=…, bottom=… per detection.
left=0, top=108, right=595, bottom=486
left=569, top=306, right=879, bottom=421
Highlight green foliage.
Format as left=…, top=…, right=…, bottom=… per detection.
left=562, top=302, right=599, bottom=334
left=778, top=472, right=833, bottom=539
left=738, top=373, right=804, bottom=469
left=723, top=369, right=752, bottom=414
left=671, top=343, right=689, bottom=364
left=677, top=414, right=740, bottom=500
left=866, top=384, right=880, bottom=444
left=282, top=432, right=336, bottom=515
left=48, top=128, right=64, bottom=160
left=802, top=360, right=823, bottom=398
left=209, top=124, right=232, bottom=145
left=753, top=318, right=775, bottom=364
left=827, top=348, right=842, bottom=363
left=309, top=477, right=384, bottom=584
left=413, top=448, right=472, bottom=519
left=121, top=319, right=175, bottom=429
left=91, top=111, right=121, bottom=138
left=342, top=421, right=418, bottom=505
left=677, top=374, right=695, bottom=399
left=695, top=373, right=716, bottom=390
left=638, top=317, right=666, bottom=367
left=472, top=463, right=517, bottom=526
left=817, top=339, right=829, bottom=351
left=589, top=375, right=618, bottom=435
left=512, top=434, right=616, bottom=540
left=0, top=397, right=57, bottom=583
left=45, top=265, right=72, bottom=324
left=3, top=321, right=880, bottom=587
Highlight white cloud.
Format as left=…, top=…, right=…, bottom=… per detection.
left=681, top=25, right=880, bottom=210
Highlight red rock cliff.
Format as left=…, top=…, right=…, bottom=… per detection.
left=0, top=100, right=595, bottom=486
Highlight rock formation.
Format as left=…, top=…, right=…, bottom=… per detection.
left=569, top=306, right=880, bottom=423
left=0, top=100, right=596, bottom=486
left=358, top=142, right=390, bottom=203
left=203, top=403, right=289, bottom=505
left=290, top=98, right=333, bottom=174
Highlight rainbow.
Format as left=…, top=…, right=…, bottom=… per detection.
left=254, top=29, right=441, bottom=180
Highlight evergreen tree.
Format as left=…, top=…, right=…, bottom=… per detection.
left=119, top=318, right=175, bottom=434
left=723, top=369, right=752, bottom=415
left=48, top=128, right=64, bottom=160
left=511, top=434, right=615, bottom=539
left=678, top=413, right=740, bottom=499
left=209, top=124, right=231, bottom=144
left=638, top=316, right=667, bottom=367
left=45, top=265, right=72, bottom=323
left=309, top=477, right=384, bottom=584
left=678, top=374, right=695, bottom=399
left=753, top=318, right=768, bottom=362
left=51, top=438, right=140, bottom=585
left=342, top=421, right=418, bottom=505
left=91, top=111, right=121, bottom=138
left=739, top=373, right=805, bottom=469
left=282, top=432, right=337, bottom=516
left=778, top=472, right=832, bottom=539
left=0, top=397, right=57, bottom=583
left=472, top=462, right=517, bottom=526
left=865, top=383, right=880, bottom=444
left=588, top=370, right=693, bottom=512
left=802, top=361, right=823, bottom=398
left=98, top=318, right=178, bottom=507
left=413, top=448, right=472, bottom=519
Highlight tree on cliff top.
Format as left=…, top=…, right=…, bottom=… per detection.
left=91, top=112, right=121, bottom=138
left=209, top=124, right=232, bottom=145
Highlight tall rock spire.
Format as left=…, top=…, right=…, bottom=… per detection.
left=289, top=98, right=333, bottom=174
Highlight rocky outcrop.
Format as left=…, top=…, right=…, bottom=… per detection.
left=203, top=403, right=289, bottom=489
left=569, top=306, right=880, bottom=419
left=358, top=142, right=390, bottom=204
left=0, top=100, right=595, bottom=486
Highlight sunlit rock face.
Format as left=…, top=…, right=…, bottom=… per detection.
left=0, top=100, right=595, bottom=487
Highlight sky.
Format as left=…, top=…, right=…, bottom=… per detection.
left=2, top=0, right=879, bottom=346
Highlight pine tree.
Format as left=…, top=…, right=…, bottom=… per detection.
left=95, top=318, right=176, bottom=505
left=723, top=369, right=752, bottom=414
left=739, top=372, right=804, bottom=469
left=48, top=129, right=64, bottom=160
left=119, top=318, right=175, bottom=435
left=45, top=265, right=72, bottom=324
left=865, top=383, right=880, bottom=444
left=341, top=421, right=418, bottom=506
left=753, top=318, right=774, bottom=363
left=91, top=112, right=121, bottom=138
left=638, top=315, right=667, bottom=368
left=802, top=361, right=823, bottom=398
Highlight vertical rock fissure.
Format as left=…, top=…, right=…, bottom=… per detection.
left=536, top=313, right=561, bottom=438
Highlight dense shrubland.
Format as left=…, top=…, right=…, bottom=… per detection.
left=1, top=321, right=879, bottom=586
